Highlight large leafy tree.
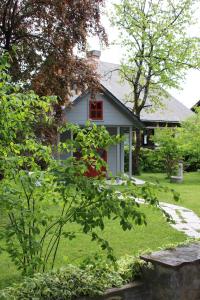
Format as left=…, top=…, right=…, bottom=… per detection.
left=0, top=0, right=107, bottom=105
left=112, top=0, right=200, bottom=174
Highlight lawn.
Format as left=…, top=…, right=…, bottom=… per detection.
left=0, top=206, right=186, bottom=289
left=137, top=171, right=200, bottom=216
left=2, top=172, right=199, bottom=289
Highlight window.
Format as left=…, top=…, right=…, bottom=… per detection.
left=89, top=100, right=103, bottom=120
left=144, top=134, right=148, bottom=145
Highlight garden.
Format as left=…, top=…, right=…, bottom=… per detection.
left=1, top=0, right=200, bottom=299
left=1, top=52, right=200, bottom=299
left=0, top=56, right=198, bottom=298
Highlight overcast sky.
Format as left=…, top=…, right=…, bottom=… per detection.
left=89, top=1, right=200, bottom=109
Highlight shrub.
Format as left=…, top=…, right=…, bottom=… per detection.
left=152, top=128, right=182, bottom=178
left=139, top=148, right=165, bottom=173
left=124, top=147, right=165, bottom=173
left=0, top=258, right=144, bottom=300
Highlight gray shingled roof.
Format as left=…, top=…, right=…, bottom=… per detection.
left=98, top=61, right=193, bottom=123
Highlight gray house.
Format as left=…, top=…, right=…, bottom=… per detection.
left=62, top=85, right=143, bottom=178
left=61, top=50, right=193, bottom=177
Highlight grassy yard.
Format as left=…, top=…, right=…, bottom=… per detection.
left=137, top=171, right=200, bottom=216
left=2, top=172, right=199, bottom=289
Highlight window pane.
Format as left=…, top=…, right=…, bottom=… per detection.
left=90, top=111, right=96, bottom=119
left=89, top=100, right=103, bottom=120
left=97, top=102, right=102, bottom=109
left=91, top=102, right=96, bottom=109
left=97, top=111, right=102, bottom=119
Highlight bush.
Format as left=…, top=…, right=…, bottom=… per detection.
left=0, top=258, right=144, bottom=300
left=182, top=151, right=200, bottom=172
left=124, top=147, right=165, bottom=173
left=140, top=148, right=165, bottom=173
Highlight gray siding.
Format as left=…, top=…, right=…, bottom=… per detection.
left=107, top=127, right=124, bottom=177
left=65, top=92, right=134, bottom=126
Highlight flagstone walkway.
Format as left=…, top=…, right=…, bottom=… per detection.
left=137, top=198, right=200, bottom=238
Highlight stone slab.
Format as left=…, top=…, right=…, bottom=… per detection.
left=140, top=243, right=200, bottom=268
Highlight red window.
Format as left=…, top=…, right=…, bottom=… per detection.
left=89, top=100, right=103, bottom=120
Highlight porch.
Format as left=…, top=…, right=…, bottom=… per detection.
left=59, top=126, right=133, bottom=178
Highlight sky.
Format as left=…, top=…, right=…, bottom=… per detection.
left=89, top=1, right=200, bottom=109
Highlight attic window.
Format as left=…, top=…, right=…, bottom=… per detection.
left=89, top=100, right=103, bottom=120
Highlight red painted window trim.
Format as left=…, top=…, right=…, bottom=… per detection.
left=89, top=100, right=103, bottom=120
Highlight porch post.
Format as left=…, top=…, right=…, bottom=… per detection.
left=70, top=130, right=73, bottom=157
left=117, top=126, right=120, bottom=175
left=129, top=126, right=133, bottom=178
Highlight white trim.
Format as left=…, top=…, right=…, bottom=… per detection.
left=129, top=127, right=133, bottom=178
left=117, top=126, right=120, bottom=175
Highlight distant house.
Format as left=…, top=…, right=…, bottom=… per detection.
left=98, top=55, right=193, bottom=148
left=60, top=50, right=193, bottom=177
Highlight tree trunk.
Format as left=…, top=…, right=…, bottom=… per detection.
left=132, top=128, right=141, bottom=175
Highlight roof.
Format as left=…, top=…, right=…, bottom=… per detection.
left=191, top=100, right=200, bottom=112
left=98, top=61, right=194, bottom=123
left=71, top=86, right=144, bottom=129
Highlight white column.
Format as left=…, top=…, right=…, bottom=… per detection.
left=117, top=126, right=120, bottom=175
left=121, top=141, right=124, bottom=174
left=129, top=126, right=133, bottom=178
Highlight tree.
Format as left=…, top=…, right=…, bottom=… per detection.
left=0, top=55, right=169, bottom=275
left=179, top=107, right=200, bottom=169
left=0, top=0, right=107, bottom=108
left=112, top=0, right=200, bottom=174
left=153, top=127, right=182, bottom=178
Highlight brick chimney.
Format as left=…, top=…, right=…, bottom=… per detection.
left=86, top=50, right=101, bottom=60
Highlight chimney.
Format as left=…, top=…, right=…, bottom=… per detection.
left=86, top=50, right=101, bottom=60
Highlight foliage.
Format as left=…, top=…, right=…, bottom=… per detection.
left=140, top=148, right=165, bottom=173
left=0, top=257, right=145, bottom=300
left=112, top=0, right=200, bottom=174
left=2, top=238, right=195, bottom=300
left=0, top=0, right=107, bottom=105
left=0, top=56, right=168, bottom=278
left=0, top=52, right=55, bottom=175
left=152, top=128, right=182, bottom=178
left=179, top=108, right=200, bottom=169
left=124, top=146, right=164, bottom=173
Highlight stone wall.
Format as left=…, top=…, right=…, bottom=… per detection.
left=78, top=243, right=200, bottom=300
left=141, top=242, right=200, bottom=300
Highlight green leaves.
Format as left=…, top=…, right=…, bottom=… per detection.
left=0, top=54, right=171, bottom=280
left=0, top=258, right=144, bottom=300
left=112, top=0, right=200, bottom=115
left=152, top=127, right=182, bottom=177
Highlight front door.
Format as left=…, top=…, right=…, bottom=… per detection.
left=85, top=149, right=107, bottom=177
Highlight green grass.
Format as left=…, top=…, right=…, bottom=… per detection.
left=0, top=206, right=186, bottom=289
left=3, top=172, right=198, bottom=289
left=137, top=172, right=200, bottom=216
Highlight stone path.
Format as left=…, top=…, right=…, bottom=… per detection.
left=131, top=176, right=200, bottom=238
left=109, top=176, right=200, bottom=238
left=137, top=198, right=200, bottom=238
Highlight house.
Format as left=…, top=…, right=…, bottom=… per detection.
left=60, top=50, right=193, bottom=177
left=60, top=84, right=143, bottom=178
left=97, top=55, right=193, bottom=148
